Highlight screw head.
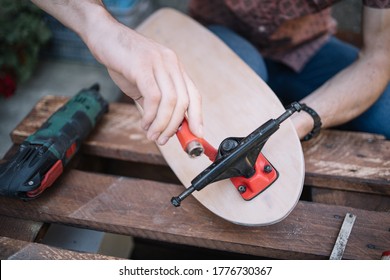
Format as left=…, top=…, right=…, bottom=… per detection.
left=264, top=165, right=272, bottom=173
left=238, top=185, right=246, bottom=193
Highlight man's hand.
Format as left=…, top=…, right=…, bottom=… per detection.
left=31, top=0, right=203, bottom=145
left=88, top=16, right=203, bottom=145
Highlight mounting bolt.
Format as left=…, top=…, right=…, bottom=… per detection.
left=264, top=165, right=272, bottom=173
left=221, top=139, right=238, bottom=153
left=238, top=185, right=246, bottom=193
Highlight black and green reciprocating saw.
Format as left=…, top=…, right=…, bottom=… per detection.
left=0, top=84, right=108, bottom=200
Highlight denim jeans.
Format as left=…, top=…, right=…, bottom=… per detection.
left=208, top=25, right=390, bottom=139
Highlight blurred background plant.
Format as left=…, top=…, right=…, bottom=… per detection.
left=0, top=0, right=51, bottom=98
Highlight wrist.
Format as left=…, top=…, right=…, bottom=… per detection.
left=78, top=4, right=113, bottom=47
left=82, top=5, right=142, bottom=69
left=300, top=104, right=322, bottom=141
left=292, top=103, right=322, bottom=141
left=81, top=5, right=125, bottom=64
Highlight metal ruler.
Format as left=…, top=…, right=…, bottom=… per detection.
left=330, top=212, right=356, bottom=260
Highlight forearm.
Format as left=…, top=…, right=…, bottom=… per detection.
left=30, top=1, right=111, bottom=46
left=295, top=51, right=389, bottom=133
left=30, top=1, right=203, bottom=144
left=292, top=7, right=390, bottom=139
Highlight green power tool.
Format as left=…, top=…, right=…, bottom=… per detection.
left=0, top=84, right=108, bottom=200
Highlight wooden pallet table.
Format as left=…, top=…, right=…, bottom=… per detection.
left=0, top=96, right=389, bottom=260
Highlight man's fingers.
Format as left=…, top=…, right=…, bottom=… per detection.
left=109, top=44, right=203, bottom=145
left=155, top=63, right=190, bottom=145
left=136, top=71, right=162, bottom=131
left=183, top=71, right=203, bottom=138
left=143, top=64, right=178, bottom=141
left=138, top=62, right=202, bottom=145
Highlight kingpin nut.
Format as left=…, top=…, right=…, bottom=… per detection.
left=171, top=196, right=181, bottom=207
left=186, top=141, right=204, bottom=158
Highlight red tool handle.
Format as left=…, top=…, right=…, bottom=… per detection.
left=176, top=119, right=217, bottom=161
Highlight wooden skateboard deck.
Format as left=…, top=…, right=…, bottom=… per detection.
left=136, top=8, right=305, bottom=226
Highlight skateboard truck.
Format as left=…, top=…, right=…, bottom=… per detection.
left=172, top=102, right=302, bottom=207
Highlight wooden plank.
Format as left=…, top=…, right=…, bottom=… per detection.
left=10, top=96, right=164, bottom=165
left=0, top=236, right=120, bottom=260
left=0, top=215, right=46, bottom=242
left=0, top=147, right=48, bottom=245
left=0, top=169, right=388, bottom=260
left=311, top=188, right=390, bottom=212
left=302, top=130, right=390, bottom=195
left=11, top=96, right=390, bottom=197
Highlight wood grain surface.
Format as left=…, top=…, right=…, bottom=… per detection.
left=11, top=96, right=163, bottom=165
left=4, top=95, right=389, bottom=260
left=11, top=96, right=390, bottom=198
left=311, top=188, right=389, bottom=211
left=302, top=131, right=390, bottom=194
left=0, top=236, right=120, bottom=260
left=0, top=216, right=45, bottom=242
left=0, top=169, right=388, bottom=260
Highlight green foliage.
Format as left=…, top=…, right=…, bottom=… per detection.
left=0, top=0, right=51, bottom=82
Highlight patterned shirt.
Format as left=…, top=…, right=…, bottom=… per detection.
left=189, top=0, right=390, bottom=71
